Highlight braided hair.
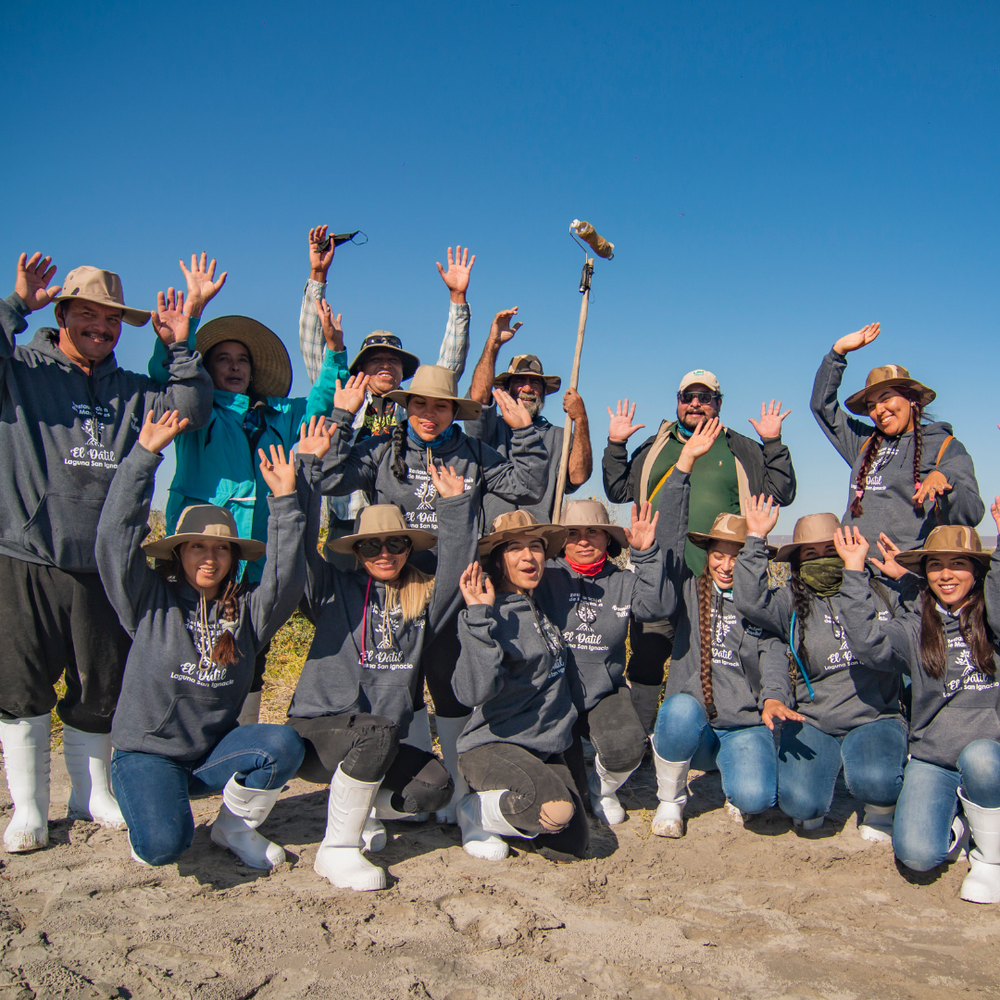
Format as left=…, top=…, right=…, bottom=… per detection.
left=390, top=423, right=409, bottom=483
left=788, top=554, right=813, bottom=676
left=695, top=561, right=717, bottom=718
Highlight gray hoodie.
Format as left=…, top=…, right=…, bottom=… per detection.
left=454, top=593, right=577, bottom=756
left=833, top=566, right=1000, bottom=769
left=733, top=536, right=906, bottom=737
left=288, top=454, right=478, bottom=739
left=97, top=445, right=306, bottom=762
left=811, top=349, right=984, bottom=553
left=0, top=293, right=213, bottom=572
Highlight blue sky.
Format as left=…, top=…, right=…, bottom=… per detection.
left=3, top=2, right=998, bottom=530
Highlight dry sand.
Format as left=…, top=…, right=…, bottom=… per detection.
left=2, top=748, right=998, bottom=1000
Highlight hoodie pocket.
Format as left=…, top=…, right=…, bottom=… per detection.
left=22, top=492, right=107, bottom=569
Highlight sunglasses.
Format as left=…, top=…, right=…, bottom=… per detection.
left=362, top=334, right=403, bottom=350
left=353, top=536, right=412, bottom=558
left=677, top=391, right=721, bottom=404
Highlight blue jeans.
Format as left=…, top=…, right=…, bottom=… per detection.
left=652, top=693, right=778, bottom=814
left=893, top=739, right=1000, bottom=871
left=776, top=718, right=907, bottom=822
left=111, top=724, right=305, bottom=866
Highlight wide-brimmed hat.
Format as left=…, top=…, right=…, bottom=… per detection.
left=326, top=504, right=438, bottom=555
left=195, top=316, right=293, bottom=398
left=493, top=354, right=561, bottom=395
left=142, top=505, right=265, bottom=561
left=895, top=525, right=993, bottom=574
left=678, top=369, right=721, bottom=394
left=689, top=512, right=777, bottom=557
left=52, top=266, right=149, bottom=327
left=774, top=513, right=843, bottom=563
left=557, top=499, right=628, bottom=548
left=385, top=365, right=482, bottom=421
left=478, top=510, right=568, bottom=559
left=349, top=331, right=420, bottom=381
left=844, top=364, right=936, bottom=416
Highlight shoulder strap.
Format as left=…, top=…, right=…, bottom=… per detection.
left=788, top=611, right=815, bottom=701
left=934, top=435, right=954, bottom=467
left=648, top=464, right=677, bottom=504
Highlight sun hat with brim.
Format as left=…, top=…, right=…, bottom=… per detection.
left=326, top=504, right=438, bottom=555
left=688, top=513, right=777, bottom=558
left=557, top=499, right=628, bottom=548
left=196, top=316, right=292, bottom=398
left=52, top=266, right=149, bottom=327
left=774, top=513, right=843, bottom=563
left=478, top=510, right=568, bottom=560
left=385, top=365, right=483, bottom=421
left=894, top=525, right=993, bottom=574
left=493, top=354, right=562, bottom=395
left=844, top=364, right=936, bottom=416
left=349, top=331, right=420, bottom=381
left=142, top=505, right=265, bottom=561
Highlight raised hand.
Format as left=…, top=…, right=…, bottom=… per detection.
left=913, top=470, right=952, bottom=506
left=992, top=497, right=1000, bottom=536
left=297, top=415, right=337, bottom=459
left=317, top=298, right=345, bottom=352
left=870, top=532, right=907, bottom=580
left=676, top=417, right=722, bottom=472
left=151, top=288, right=190, bottom=346
left=748, top=400, right=791, bottom=442
left=833, top=322, right=880, bottom=355
left=490, top=307, right=521, bottom=345
left=258, top=443, right=296, bottom=497
left=833, top=525, right=869, bottom=572
left=178, top=253, right=227, bottom=319
left=625, top=502, right=659, bottom=552
left=493, top=386, right=531, bottom=428
left=607, top=399, right=646, bottom=444
left=334, top=373, right=371, bottom=414
left=429, top=462, right=466, bottom=498
left=459, top=561, right=495, bottom=607
left=138, top=409, right=189, bottom=455
left=761, top=698, right=806, bottom=731
left=563, top=387, right=586, bottom=422
left=309, top=225, right=335, bottom=281
left=745, top=494, right=779, bottom=537
left=14, top=253, right=61, bottom=312
left=436, top=245, right=475, bottom=304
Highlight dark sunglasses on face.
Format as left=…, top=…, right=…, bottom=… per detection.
left=353, top=536, right=412, bottom=558
left=677, top=391, right=721, bottom=405
left=363, top=334, right=403, bottom=350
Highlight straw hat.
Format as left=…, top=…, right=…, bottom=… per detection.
left=774, top=513, right=843, bottom=563
left=196, top=316, right=292, bottom=398
left=894, top=525, right=993, bottom=574
left=558, top=499, right=628, bottom=548
left=349, top=331, right=420, bottom=381
left=478, top=510, right=568, bottom=559
left=142, top=505, right=265, bottom=561
left=844, top=364, right=936, bottom=416
left=678, top=369, right=721, bottom=394
left=493, top=354, right=561, bottom=395
left=52, top=266, right=149, bottom=327
left=688, top=513, right=777, bottom=557
left=385, top=365, right=482, bottom=421
left=326, top=505, right=438, bottom=555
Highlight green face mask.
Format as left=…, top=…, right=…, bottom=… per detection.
left=798, top=555, right=844, bottom=597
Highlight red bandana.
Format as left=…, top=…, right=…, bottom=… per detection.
left=567, top=553, right=606, bottom=577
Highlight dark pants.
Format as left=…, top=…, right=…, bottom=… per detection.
left=249, top=641, right=270, bottom=694
left=288, top=712, right=452, bottom=814
left=625, top=616, right=675, bottom=686
left=460, top=742, right=590, bottom=859
left=421, top=612, right=470, bottom=718
left=0, top=554, right=131, bottom=733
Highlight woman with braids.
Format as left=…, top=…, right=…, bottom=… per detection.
left=734, top=496, right=910, bottom=840
left=647, top=419, right=801, bottom=839
left=811, top=322, right=983, bottom=560
left=830, top=515, right=1000, bottom=904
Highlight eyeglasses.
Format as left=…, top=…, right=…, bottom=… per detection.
left=353, top=536, right=412, bottom=558
left=677, top=391, right=721, bottom=404
left=362, top=334, right=403, bottom=350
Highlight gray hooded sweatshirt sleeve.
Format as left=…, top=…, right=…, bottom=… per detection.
left=0, top=293, right=213, bottom=572
left=97, top=443, right=306, bottom=762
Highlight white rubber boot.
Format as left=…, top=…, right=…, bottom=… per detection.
left=314, top=766, right=386, bottom=891
left=958, top=789, right=1000, bottom=904
left=947, top=813, right=970, bottom=862
left=723, top=800, right=746, bottom=827
left=62, top=726, right=126, bottom=830
left=651, top=749, right=690, bottom=838
left=588, top=754, right=634, bottom=826
left=0, top=714, right=51, bottom=852
left=457, top=790, right=530, bottom=861
left=210, top=777, right=285, bottom=869
left=858, top=803, right=895, bottom=844
left=362, top=788, right=425, bottom=853
left=630, top=683, right=663, bottom=735
left=237, top=691, right=262, bottom=727
left=793, top=815, right=825, bottom=831
left=433, top=714, right=471, bottom=824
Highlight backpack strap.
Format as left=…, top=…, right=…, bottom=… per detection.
left=934, top=435, right=954, bottom=467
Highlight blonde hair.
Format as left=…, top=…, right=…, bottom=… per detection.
left=381, top=563, right=435, bottom=623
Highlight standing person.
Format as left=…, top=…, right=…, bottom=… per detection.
left=734, top=497, right=909, bottom=840
left=603, top=377, right=796, bottom=735
left=811, top=322, right=984, bottom=555
left=98, top=410, right=307, bottom=869
left=831, top=518, right=1000, bottom=904
left=0, top=254, right=213, bottom=853
left=453, top=513, right=590, bottom=863
left=647, top=419, right=802, bottom=839
left=288, top=417, right=477, bottom=891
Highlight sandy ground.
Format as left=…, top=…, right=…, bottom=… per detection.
left=1, top=747, right=998, bottom=1000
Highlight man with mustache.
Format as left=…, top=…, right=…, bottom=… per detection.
left=602, top=369, right=797, bottom=734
